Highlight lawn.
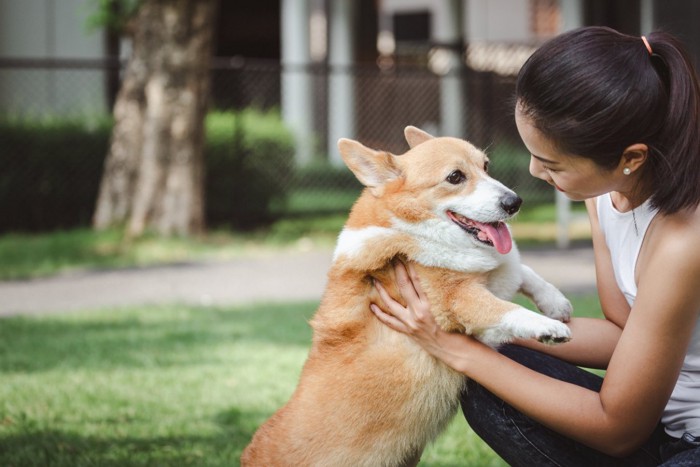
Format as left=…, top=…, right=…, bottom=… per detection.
left=0, top=295, right=603, bottom=466
left=0, top=202, right=589, bottom=281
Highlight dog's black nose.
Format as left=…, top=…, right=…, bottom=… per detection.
left=500, top=193, right=522, bottom=215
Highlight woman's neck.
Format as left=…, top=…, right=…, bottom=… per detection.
left=610, top=188, right=650, bottom=213
left=610, top=171, right=653, bottom=212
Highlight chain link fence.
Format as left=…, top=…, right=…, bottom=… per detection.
left=0, top=46, right=554, bottom=233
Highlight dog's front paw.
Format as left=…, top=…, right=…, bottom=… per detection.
left=477, top=307, right=572, bottom=347
left=534, top=285, right=573, bottom=322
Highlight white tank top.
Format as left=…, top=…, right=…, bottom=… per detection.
left=596, top=193, right=700, bottom=438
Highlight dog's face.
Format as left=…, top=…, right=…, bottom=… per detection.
left=338, top=127, right=521, bottom=255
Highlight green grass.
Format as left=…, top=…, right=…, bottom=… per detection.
left=0, top=222, right=344, bottom=281
left=0, top=296, right=603, bottom=466
left=278, top=188, right=362, bottom=215
left=0, top=229, right=240, bottom=280
left=0, top=202, right=590, bottom=281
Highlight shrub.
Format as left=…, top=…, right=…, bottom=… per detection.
left=487, top=142, right=555, bottom=205
left=205, top=109, right=295, bottom=229
left=0, top=109, right=296, bottom=233
left=277, top=161, right=362, bottom=216
left=0, top=116, right=111, bottom=232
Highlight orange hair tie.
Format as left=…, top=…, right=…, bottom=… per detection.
left=641, top=35, right=653, bottom=55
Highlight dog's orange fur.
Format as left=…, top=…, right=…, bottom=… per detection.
left=241, top=128, right=569, bottom=466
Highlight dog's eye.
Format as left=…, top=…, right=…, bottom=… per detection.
left=446, top=170, right=466, bottom=185
left=484, top=161, right=490, bottom=173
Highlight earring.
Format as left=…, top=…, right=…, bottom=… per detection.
left=623, top=167, right=632, bottom=175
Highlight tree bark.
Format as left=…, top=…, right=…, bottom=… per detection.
left=93, top=0, right=216, bottom=237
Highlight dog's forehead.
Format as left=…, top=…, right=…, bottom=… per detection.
left=399, top=137, right=485, bottom=173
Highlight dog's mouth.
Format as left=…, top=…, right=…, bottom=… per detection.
left=447, top=210, right=513, bottom=254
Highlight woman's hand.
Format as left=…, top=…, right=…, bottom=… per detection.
left=371, top=261, right=434, bottom=336
left=371, top=261, right=479, bottom=370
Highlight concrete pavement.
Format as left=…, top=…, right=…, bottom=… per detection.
left=0, top=245, right=596, bottom=317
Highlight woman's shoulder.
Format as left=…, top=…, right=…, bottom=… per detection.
left=654, top=204, right=700, bottom=235
left=635, top=206, right=700, bottom=324
left=647, top=205, right=700, bottom=265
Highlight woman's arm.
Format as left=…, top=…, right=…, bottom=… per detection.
left=585, top=198, right=632, bottom=327
left=372, top=215, right=700, bottom=456
left=513, top=317, right=620, bottom=369
left=514, top=199, right=627, bottom=368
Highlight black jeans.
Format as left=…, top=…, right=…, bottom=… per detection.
left=461, top=345, right=700, bottom=466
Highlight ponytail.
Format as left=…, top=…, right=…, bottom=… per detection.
left=644, top=31, right=700, bottom=214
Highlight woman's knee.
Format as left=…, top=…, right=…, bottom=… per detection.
left=460, top=378, right=505, bottom=435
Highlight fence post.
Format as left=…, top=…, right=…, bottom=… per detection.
left=556, top=190, right=571, bottom=249
left=559, top=0, right=584, bottom=31
left=281, top=0, right=315, bottom=166
left=328, top=0, right=355, bottom=166
left=438, top=0, right=465, bottom=138
left=640, top=0, right=654, bottom=34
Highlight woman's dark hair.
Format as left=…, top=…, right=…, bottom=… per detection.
left=516, top=26, right=700, bottom=215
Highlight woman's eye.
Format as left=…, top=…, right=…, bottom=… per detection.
left=543, top=165, right=558, bottom=173
left=446, top=170, right=466, bottom=184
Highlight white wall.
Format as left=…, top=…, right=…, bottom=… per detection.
left=0, top=0, right=107, bottom=116
left=381, top=0, right=531, bottom=43
left=467, top=0, right=529, bottom=42
left=0, top=0, right=103, bottom=58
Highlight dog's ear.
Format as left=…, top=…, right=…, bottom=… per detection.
left=338, top=138, right=400, bottom=196
left=404, top=126, right=434, bottom=148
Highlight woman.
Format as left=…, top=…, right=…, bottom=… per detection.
left=372, top=27, right=700, bottom=466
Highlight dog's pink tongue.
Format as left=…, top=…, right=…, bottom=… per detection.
left=476, top=221, right=512, bottom=254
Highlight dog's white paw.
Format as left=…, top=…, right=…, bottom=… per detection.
left=477, top=307, right=572, bottom=347
left=533, top=285, right=573, bottom=322
left=520, top=266, right=573, bottom=322
left=532, top=283, right=574, bottom=322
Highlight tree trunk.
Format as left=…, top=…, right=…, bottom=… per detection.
left=93, top=0, right=216, bottom=237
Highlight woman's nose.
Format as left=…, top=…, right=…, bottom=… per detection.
left=529, top=156, right=546, bottom=180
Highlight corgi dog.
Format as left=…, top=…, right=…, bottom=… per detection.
left=241, top=127, right=572, bottom=467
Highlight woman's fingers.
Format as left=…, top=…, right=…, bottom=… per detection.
left=370, top=303, right=409, bottom=333
left=394, top=260, right=421, bottom=302
left=374, top=279, right=407, bottom=316
left=406, top=262, right=428, bottom=303
left=397, top=262, right=431, bottom=323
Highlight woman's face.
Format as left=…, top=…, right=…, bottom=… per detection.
left=515, top=107, right=622, bottom=202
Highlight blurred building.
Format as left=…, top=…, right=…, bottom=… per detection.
left=0, top=0, right=110, bottom=115
left=1, top=0, right=699, bottom=162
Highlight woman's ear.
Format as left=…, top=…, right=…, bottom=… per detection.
left=620, top=143, right=649, bottom=174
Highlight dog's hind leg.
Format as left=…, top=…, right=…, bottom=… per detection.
left=398, top=449, right=422, bottom=467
